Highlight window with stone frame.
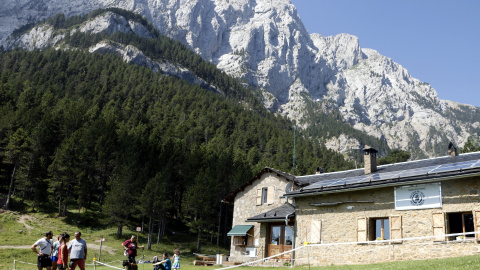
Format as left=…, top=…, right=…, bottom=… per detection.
left=256, top=186, right=275, bottom=206
left=447, top=212, right=475, bottom=240
left=262, top=187, right=268, bottom=204
left=232, top=226, right=254, bottom=246
left=369, top=217, right=390, bottom=241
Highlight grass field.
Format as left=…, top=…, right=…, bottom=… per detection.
left=2, top=207, right=480, bottom=270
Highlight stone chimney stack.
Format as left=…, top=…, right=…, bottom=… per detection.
left=447, top=142, right=458, bottom=157
left=363, top=145, right=378, bottom=175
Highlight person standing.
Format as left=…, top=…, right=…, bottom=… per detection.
left=51, top=234, right=62, bottom=270
left=68, top=231, right=87, bottom=270
left=57, top=233, right=70, bottom=270
left=123, top=235, right=144, bottom=264
left=172, top=249, right=180, bottom=270
left=31, top=231, right=54, bottom=270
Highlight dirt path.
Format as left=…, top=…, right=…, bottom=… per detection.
left=18, top=215, right=36, bottom=231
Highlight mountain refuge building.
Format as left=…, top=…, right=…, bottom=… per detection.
left=224, top=145, right=480, bottom=265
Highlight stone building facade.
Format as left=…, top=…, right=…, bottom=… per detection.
left=292, top=176, right=480, bottom=265
left=223, top=168, right=295, bottom=263
left=225, top=147, right=480, bottom=265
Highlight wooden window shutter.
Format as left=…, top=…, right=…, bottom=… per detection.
left=390, top=216, right=402, bottom=243
left=474, top=210, right=480, bottom=243
left=247, top=227, right=254, bottom=246
left=357, top=217, right=367, bottom=243
left=267, top=186, right=275, bottom=205
left=256, top=188, right=262, bottom=206
left=310, top=220, right=322, bottom=243
left=299, top=219, right=310, bottom=244
left=432, top=212, right=446, bottom=241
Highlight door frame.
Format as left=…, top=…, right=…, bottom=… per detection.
left=267, top=222, right=294, bottom=259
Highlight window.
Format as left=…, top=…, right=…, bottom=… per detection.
left=270, top=225, right=281, bottom=245
left=447, top=212, right=474, bottom=240
left=369, top=218, right=390, bottom=241
left=285, top=226, right=294, bottom=245
left=231, top=226, right=254, bottom=246
left=269, top=224, right=294, bottom=246
left=256, top=186, right=274, bottom=206
left=358, top=216, right=402, bottom=243
left=262, top=187, right=268, bottom=204
left=233, top=235, right=248, bottom=246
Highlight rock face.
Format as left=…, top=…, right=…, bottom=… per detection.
left=1, top=0, right=479, bottom=158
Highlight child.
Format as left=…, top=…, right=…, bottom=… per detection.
left=152, top=253, right=171, bottom=270
left=172, top=249, right=180, bottom=270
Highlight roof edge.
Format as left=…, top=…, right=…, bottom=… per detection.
left=285, top=170, right=480, bottom=198
left=222, top=167, right=297, bottom=203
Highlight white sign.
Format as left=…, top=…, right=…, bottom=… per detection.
left=395, top=182, right=442, bottom=210
left=136, top=227, right=142, bottom=232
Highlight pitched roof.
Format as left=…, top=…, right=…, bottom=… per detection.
left=246, top=204, right=295, bottom=222
left=222, top=167, right=296, bottom=203
left=287, top=151, right=480, bottom=197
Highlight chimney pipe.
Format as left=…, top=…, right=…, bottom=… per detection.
left=363, top=145, right=378, bottom=174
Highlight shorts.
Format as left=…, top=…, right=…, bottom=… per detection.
left=38, top=255, right=53, bottom=268
left=69, top=258, right=85, bottom=270
left=51, top=256, right=58, bottom=262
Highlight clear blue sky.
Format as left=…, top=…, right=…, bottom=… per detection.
left=290, top=0, right=480, bottom=107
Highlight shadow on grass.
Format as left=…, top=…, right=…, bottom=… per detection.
left=63, top=209, right=106, bottom=229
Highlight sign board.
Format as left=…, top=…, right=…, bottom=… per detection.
left=395, top=182, right=442, bottom=210
left=136, top=227, right=142, bottom=232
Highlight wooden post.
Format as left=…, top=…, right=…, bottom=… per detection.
left=98, top=236, right=103, bottom=262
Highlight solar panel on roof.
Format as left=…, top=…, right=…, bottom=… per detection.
left=466, top=160, right=480, bottom=169
left=399, top=165, right=438, bottom=178
left=346, top=176, right=370, bottom=184
left=299, top=158, right=480, bottom=192
left=429, top=160, right=478, bottom=174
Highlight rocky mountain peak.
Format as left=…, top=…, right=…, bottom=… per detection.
left=1, top=0, right=478, bottom=158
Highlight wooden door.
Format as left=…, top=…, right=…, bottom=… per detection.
left=267, top=224, right=294, bottom=260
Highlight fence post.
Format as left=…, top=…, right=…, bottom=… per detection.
left=99, top=237, right=103, bottom=261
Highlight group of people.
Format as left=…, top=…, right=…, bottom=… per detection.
left=123, top=235, right=180, bottom=270
left=31, top=231, right=87, bottom=270
left=32, top=231, right=179, bottom=270
left=152, top=250, right=180, bottom=270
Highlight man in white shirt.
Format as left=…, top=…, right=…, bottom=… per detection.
left=31, top=231, right=54, bottom=270
left=68, top=231, right=87, bottom=270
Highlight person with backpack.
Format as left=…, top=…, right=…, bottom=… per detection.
left=31, top=231, right=54, bottom=270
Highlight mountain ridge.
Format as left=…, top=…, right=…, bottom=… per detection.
left=1, top=0, right=478, bottom=158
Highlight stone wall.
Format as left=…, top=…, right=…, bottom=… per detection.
left=229, top=172, right=289, bottom=262
left=293, top=176, right=480, bottom=265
